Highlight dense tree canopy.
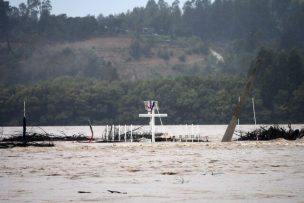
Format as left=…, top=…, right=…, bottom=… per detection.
left=0, top=69, right=303, bottom=126
left=1, top=0, right=303, bottom=48
left=0, top=0, right=304, bottom=125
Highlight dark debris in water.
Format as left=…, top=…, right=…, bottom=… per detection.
left=107, top=190, right=127, bottom=194
left=162, top=172, right=178, bottom=175
left=237, top=125, right=304, bottom=141
left=2, top=133, right=89, bottom=142
left=0, top=133, right=89, bottom=148
left=78, top=191, right=91, bottom=194
left=0, top=142, right=54, bottom=149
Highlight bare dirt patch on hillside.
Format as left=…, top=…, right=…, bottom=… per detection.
left=40, top=36, right=208, bottom=80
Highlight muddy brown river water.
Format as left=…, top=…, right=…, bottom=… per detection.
left=0, top=140, right=304, bottom=202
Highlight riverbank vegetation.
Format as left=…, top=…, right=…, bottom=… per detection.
left=0, top=0, right=304, bottom=125
left=0, top=71, right=303, bottom=126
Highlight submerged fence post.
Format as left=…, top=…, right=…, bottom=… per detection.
left=23, top=100, right=26, bottom=145
left=185, top=124, right=188, bottom=142
left=252, top=97, right=257, bottom=140
left=118, top=125, right=121, bottom=142
left=237, top=96, right=240, bottom=132
left=130, top=125, right=133, bottom=142
left=196, top=125, right=199, bottom=142
left=124, top=124, right=127, bottom=142
left=191, top=124, right=194, bottom=142
left=106, top=125, right=109, bottom=141
left=112, top=125, right=115, bottom=142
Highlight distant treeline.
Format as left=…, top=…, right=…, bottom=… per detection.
left=1, top=55, right=303, bottom=126
left=0, top=0, right=304, bottom=125
left=1, top=0, right=304, bottom=82
left=1, top=0, right=304, bottom=48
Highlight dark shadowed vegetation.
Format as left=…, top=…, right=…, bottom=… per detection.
left=0, top=0, right=304, bottom=125
left=0, top=72, right=303, bottom=126
left=237, top=125, right=304, bottom=141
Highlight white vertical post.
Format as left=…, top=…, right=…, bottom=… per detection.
left=185, top=124, right=188, bottom=142
left=237, top=96, right=240, bottom=132
left=118, top=125, right=121, bottom=142
left=139, top=101, right=167, bottom=143
left=124, top=124, right=127, bottom=142
left=112, top=125, right=115, bottom=141
left=252, top=98, right=257, bottom=127
left=23, top=100, right=26, bottom=144
left=130, top=125, right=133, bottom=142
left=196, top=125, right=199, bottom=142
left=252, top=97, right=257, bottom=140
left=191, top=124, right=194, bottom=142
left=106, top=125, right=109, bottom=141
left=151, top=108, right=156, bottom=143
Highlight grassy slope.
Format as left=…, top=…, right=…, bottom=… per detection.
left=26, top=36, right=211, bottom=81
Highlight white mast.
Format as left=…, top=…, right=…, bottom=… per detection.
left=139, top=101, right=167, bottom=143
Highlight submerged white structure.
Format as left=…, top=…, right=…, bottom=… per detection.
left=139, top=101, right=167, bottom=143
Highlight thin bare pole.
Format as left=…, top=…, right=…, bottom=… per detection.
left=88, top=119, right=94, bottom=143
left=130, top=125, right=133, bottom=142
left=252, top=97, right=257, bottom=140
left=23, top=100, right=26, bottom=145
left=112, top=125, right=115, bottom=142
left=252, top=98, right=257, bottom=126
left=124, top=124, right=127, bottom=142
left=118, top=125, right=121, bottom=142
left=237, top=96, right=240, bottom=132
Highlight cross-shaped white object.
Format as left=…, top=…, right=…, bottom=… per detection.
left=139, top=101, right=167, bottom=143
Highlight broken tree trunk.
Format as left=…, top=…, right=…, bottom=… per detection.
left=222, top=66, right=257, bottom=142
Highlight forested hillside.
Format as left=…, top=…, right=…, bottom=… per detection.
left=0, top=0, right=304, bottom=125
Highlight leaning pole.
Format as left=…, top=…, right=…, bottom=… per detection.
left=221, top=64, right=258, bottom=142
